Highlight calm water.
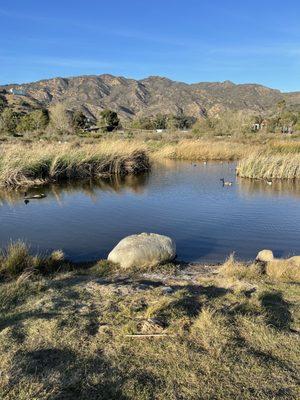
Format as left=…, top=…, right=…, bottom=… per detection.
left=1, top=160, right=300, bottom=263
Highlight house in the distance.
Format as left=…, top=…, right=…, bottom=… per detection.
left=9, top=88, right=26, bottom=96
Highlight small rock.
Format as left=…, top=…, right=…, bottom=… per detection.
left=256, top=250, right=274, bottom=263
left=161, top=286, right=173, bottom=294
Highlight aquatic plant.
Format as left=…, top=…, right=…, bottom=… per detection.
left=0, top=141, right=150, bottom=187
left=237, top=150, right=300, bottom=179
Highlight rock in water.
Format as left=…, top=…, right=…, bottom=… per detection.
left=108, top=233, right=176, bottom=269
left=256, top=249, right=274, bottom=263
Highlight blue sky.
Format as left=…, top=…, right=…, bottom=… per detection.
left=0, top=0, right=299, bottom=91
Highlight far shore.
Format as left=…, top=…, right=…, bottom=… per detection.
left=1, top=134, right=300, bottom=188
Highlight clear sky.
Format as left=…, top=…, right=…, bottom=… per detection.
left=0, top=0, right=299, bottom=91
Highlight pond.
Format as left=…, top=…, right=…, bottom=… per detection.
left=1, top=160, right=300, bottom=263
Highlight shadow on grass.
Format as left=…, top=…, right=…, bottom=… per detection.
left=12, top=347, right=129, bottom=400
left=259, top=291, right=292, bottom=330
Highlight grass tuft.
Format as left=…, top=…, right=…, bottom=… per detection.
left=266, top=259, right=300, bottom=282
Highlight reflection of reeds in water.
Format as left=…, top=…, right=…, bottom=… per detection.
left=0, top=173, right=150, bottom=206
left=238, top=177, right=300, bottom=198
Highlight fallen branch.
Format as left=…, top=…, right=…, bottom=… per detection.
left=125, top=333, right=176, bottom=338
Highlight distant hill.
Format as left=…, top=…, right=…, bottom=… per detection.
left=1, top=74, right=299, bottom=120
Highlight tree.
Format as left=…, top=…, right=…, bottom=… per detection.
left=130, top=117, right=154, bottom=130
left=17, top=109, right=49, bottom=132
left=100, top=109, right=120, bottom=131
left=0, top=108, right=20, bottom=133
left=167, top=113, right=196, bottom=130
left=72, top=111, right=91, bottom=130
left=276, top=100, right=286, bottom=112
left=153, top=114, right=167, bottom=130
left=0, top=95, right=7, bottom=112
left=49, top=103, right=73, bottom=133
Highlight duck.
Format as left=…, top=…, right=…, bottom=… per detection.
left=24, top=192, right=46, bottom=200
left=266, top=180, right=272, bottom=186
left=220, top=178, right=233, bottom=187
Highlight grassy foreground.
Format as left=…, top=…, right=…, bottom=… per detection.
left=0, top=141, right=150, bottom=188
left=0, top=243, right=300, bottom=399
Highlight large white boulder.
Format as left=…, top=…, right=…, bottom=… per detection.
left=108, top=233, right=176, bottom=269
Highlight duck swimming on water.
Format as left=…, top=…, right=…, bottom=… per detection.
left=220, top=178, right=233, bottom=186
left=24, top=192, right=46, bottom=200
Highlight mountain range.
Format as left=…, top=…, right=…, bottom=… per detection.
left=1, top=74, right=299, bottom=120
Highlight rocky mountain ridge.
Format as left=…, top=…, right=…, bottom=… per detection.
left=1, top=74, right=299, bottom=120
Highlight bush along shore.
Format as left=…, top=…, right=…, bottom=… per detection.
left=0, top=141, right=150, bottom=188
left=0, top=240, right=300, bottom=399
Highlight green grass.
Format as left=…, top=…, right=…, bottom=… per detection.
left=0, top=250, right=299, bottom=399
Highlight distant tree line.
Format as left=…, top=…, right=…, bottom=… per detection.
left=0, top=98, right=299, bottom=137
left=0, top=104, right=121, bottom=136
left=130, top=113, right=197, bottom=130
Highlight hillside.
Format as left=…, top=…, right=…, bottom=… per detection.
left=0, top=74, right=298, bottom=120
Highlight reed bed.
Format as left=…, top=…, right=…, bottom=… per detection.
left=0, top=141, right=150, bottom=188
left=237, top=150, right=300, bottom=179
left=267, top=139, right=300, bottom=154
left=153, top=139, right=254, bottom=161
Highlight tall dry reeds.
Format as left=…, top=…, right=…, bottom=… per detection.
left=153, top=139, right=254, bottom=161
left=237, top=150, right=300, bottom=179
left=0, top=141, right=150, bottom=187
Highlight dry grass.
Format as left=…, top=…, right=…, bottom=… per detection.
left=267, top=139, right=300, bottom=154
left=219, top=254, right=300, bottom=284
left=237, top=147, right=300, bottom=180
left=0, top=141, right=150, bottom=187
left=219, top=254, right=263, bottom=280
left=153, top=139, right=254, bottom=161
left=0, top=249, right=299, bottom=399
left=0, top=241, right=67, bottom=278
left=266, top=259, right=300, bottom=282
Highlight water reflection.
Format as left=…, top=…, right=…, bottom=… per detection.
left=0, top=173, right=150, bottom=206
left=238, top=178, right=300, bottom=198
left=1, top=161, right=300, bottom=263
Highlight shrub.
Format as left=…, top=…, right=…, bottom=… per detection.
left=49, top=103, right=73, bottom=133
left=99, top=109, right=120, bottom=131
left=72, top=111, right=91, bottom=131
left=17, top=109, right=49, bottom=132
left=0, top=95, right=7, bottom=111
left=0, top=108, right=20, bottom=133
